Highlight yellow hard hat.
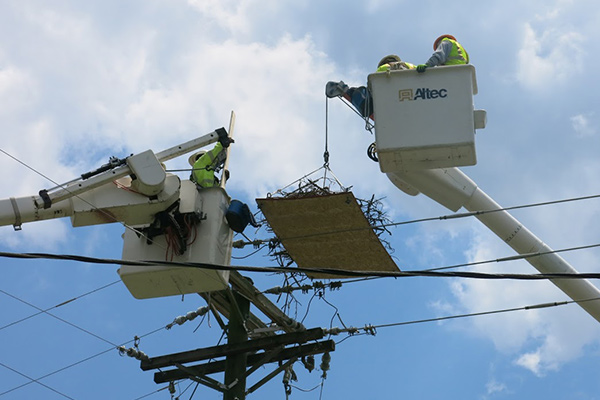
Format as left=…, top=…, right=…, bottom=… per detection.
left=433, top=34, right=457, bottom=50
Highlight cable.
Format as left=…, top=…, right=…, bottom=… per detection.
left=324, top=297, right=591, bottom=336
left=0, top=362, right=75, bottom=400
left=0, top=148, right=176, bottom=257
left=3, top=248, right=600, bottom=281
left=262, top=193, right=600, bottom=243
left=231, top=244, right=266, bottom=260
left=422, top=242, right=600, bottom=272
left=0, top=325, right=166, bottom=398
left=0, top=280, right=120, bottom=332
left=0, top=288, right=119, bottom=346
left=1, top=147, right=227, bottom=291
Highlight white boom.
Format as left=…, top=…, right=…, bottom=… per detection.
left=388, top=168, right=600, bottom=323
left=0, top=128, right=226, bottom=230
left=368, top=65, right=600, bottom=323
left=0, top=127, right=237, bottom=300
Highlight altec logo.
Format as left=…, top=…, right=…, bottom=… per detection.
left=398, top=88, right=448, bottom=101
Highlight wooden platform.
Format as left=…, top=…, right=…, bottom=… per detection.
left=256, top=192, right=399, bottom=279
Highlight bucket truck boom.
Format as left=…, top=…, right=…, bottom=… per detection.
left=368, top=65, right=600, bottom=323
left=0, top=127, right=236, bottom=299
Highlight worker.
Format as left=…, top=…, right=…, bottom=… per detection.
left=326, top=55, right=415, bottom=119
left=189, top=142, right=227, bottom=188
left=416, top=34, right=469, bottom=73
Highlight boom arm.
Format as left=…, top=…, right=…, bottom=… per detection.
left=387, top=168, right=600, bottom=323
left=0, top=127, right=230, bottom=230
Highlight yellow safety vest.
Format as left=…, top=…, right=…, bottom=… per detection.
left=442, top=38, right=469, bottom=65
left=376, top=61, right=416, bottom=72
left=192, top=142, right=224, bottom=188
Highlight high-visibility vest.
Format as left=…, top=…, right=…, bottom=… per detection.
left=192, top=142, right=225, bottom=188
left=376, top=61, right=416, bottom=72
left=442, top=38, right=469, bottom=65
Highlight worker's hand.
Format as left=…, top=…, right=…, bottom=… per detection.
left=416, top=64, right=428, bottom=73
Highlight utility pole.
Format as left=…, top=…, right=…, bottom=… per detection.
left=141, top=275, right=335, bottom=398
left=224, top=291, right=250, bottom=400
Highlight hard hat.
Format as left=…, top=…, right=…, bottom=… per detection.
left=188, top=151, right=206, bottom=166
left=433, top=34, right=457, bottom=50
left=377, top=54, right=401, bottom=68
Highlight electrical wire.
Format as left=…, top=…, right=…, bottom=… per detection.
left=3, top=248, right=600, bottom=280
left=0, top=280, right=120, bottom=332
left=264, top=193, right=600, bottom=243
left=0, top=147, right=176, bottom=257
left=0, top=288, right=119, bottom=347
left=0, top=361, right=75, bottom=400
left=0, top=325, right=167, bottom=398
left=231, top=244, right=266, bottom=260
left=1, top=146, right=227, bottom=293
left=325, top=297, right=596, bottom=336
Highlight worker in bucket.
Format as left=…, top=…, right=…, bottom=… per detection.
left=416, top=34, right=469, bottom=73
left=325, top=55, right=415, bottom=119
left=188, top=143, right=227, bottom=188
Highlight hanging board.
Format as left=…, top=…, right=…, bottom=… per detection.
left=256, top=192, right=400, bottom=279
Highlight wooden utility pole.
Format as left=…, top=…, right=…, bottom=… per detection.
left=224, top=291, right=250, bottom=400
left=141, top=283, right=335, bottom=398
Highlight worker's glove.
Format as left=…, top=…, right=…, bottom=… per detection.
left=416, top=64, right=428, bottom=73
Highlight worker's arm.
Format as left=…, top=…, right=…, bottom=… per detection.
left=192, top=142, right=225, bottom=185
left=424, top=40, right=453, bottom=67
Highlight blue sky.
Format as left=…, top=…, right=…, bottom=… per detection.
left=1, top=0, right=600, bottom=399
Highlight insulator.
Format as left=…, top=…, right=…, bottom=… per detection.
left=326, top=327, right=342, bottom=336
left=264, top=286, right=282, bottom=295
left=186, top=311, right=197, bottom=321
left=197, top=306, right=209, bottom=316
left=302, top=355, right=315, bottom=372
left=320, top=352, right=331, bottom=379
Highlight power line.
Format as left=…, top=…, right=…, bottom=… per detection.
left=259, top=192, right=600, bottom=243
left=2, top=248, right=600, bottom=281
left=324, top=297, right=594, bottom=336
left=0, top=361, right=75, bottom=400
left=423, top=242, right=600, bottom=272
left=0, top=280, right=120, bottom=332
left=0, top=288, right=119, bottom=347
left=0, top=147, right=173, bottom=254
left=0, top=325, right=166, bottom=398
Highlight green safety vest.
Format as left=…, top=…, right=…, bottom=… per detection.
left=443, top=38, right=469, bottom=65
left=192, top=142, right=225, bottom=188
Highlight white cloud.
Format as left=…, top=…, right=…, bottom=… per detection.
left=445, top=221, right=600, bottom=375
left=0, top=2, right=349, bottom=245
left=516, top=350, right=543, bottom=376
left=186, top=0, right=280, bottom=35
left=486, top=379, right=508, bottom=396
left=570, top=113, right=596, bottom=138
left=516, top=23, right=584, bottom=90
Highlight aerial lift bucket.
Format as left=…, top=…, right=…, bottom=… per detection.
left=368, top=64, right=486, bottom=172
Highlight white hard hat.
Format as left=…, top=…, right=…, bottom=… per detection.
left=188, top=151, right=206, bottom=166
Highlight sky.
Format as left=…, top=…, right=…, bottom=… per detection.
left=1, top=0, right=600, bottom=399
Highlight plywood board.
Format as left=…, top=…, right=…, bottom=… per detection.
left=256, top=192, right=399, bottom=279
